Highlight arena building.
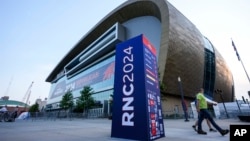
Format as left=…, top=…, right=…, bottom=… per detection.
left=45, top=0, right=234, bottom=116
left=0, top=96, right=29, bottom=112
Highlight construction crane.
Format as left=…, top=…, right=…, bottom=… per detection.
left=3, top=76, right=13, bottom=97
left=22, top=81, right=34, bottom=110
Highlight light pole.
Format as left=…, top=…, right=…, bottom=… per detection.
left=246, top=99, right=250, bottom=109
left=177, top=77, right=189, bottom=122
left=215, top=89, right=229, bottom=118
left=235, top=97, right=242, bottom=115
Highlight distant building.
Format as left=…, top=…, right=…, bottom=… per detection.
left=1, top=96, right=9, bottom=101
left=45, top=0, right=234, bottom=116
left=0, top=97, right=29, bottom=112
left=35, top=98, right=47, bottom=112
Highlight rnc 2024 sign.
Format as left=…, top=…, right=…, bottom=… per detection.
left=111, top=34, right=165, bottom=141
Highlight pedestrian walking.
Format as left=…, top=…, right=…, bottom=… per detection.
left=192, top=118, right=216, bottom=132
left=196, top=88, right=229, bottom=136
left=192, top=93, right=216, bottom=132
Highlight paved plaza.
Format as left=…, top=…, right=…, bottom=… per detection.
left=0, top=118, right=249, bottom=141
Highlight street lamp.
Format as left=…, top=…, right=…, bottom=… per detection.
left=214, top=89, right=229, bottom=118
left=177, top=77, right=189, bottom=122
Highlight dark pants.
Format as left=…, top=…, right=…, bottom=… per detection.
left=197, top=109, right=222, bottom=132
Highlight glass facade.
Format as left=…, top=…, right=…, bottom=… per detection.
left=203, top=37, right=215, bottom=99
left=47, top=55, right=115, bottom=108
left=70, top=55, right=115, bottom=98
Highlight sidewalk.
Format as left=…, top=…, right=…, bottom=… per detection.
left=0, top=118, right=249, bottom=141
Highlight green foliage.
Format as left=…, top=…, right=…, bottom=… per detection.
left=158, top=67, right=166, bottom=92
left=160, top=81, right=166, bottom=91
left=59, top=90, right=74, bottom=111
left=75, top=86, right=95, bottom=113
left=29, top=102, right=39, bottom=112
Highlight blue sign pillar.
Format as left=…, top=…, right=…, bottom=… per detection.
left=111, top=34, right=165, bottom=141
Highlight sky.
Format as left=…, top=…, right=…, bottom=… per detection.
left=0, top=0, right=249, bottom=105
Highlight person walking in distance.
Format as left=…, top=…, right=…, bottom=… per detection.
left=0, top=105, right=8, bottom=112
left=196, top=88, right=229, bottom=136
left=13, top=106, right=19, bottom=120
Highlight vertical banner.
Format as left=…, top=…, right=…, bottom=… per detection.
left=111, top=34, right=165, bottom=141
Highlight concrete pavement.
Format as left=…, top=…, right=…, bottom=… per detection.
left=0, top=118, right=249, bottom=141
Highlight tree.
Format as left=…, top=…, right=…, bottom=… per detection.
left=75, top=86, right=95, bottom=114
left=160, top=81, right=166, bottom=92
left=158, top=67, right=166, bottom=92
left=29, top=102, right=39, bottom=112
left=59, top=90, right=74, bottom=112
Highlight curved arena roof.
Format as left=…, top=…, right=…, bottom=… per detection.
left=0, top=100, right=29, bottom=107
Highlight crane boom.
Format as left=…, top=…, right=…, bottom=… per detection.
left=3, top=76, right=13, bottom=97
left=22, top=81, right=34, bottom=104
